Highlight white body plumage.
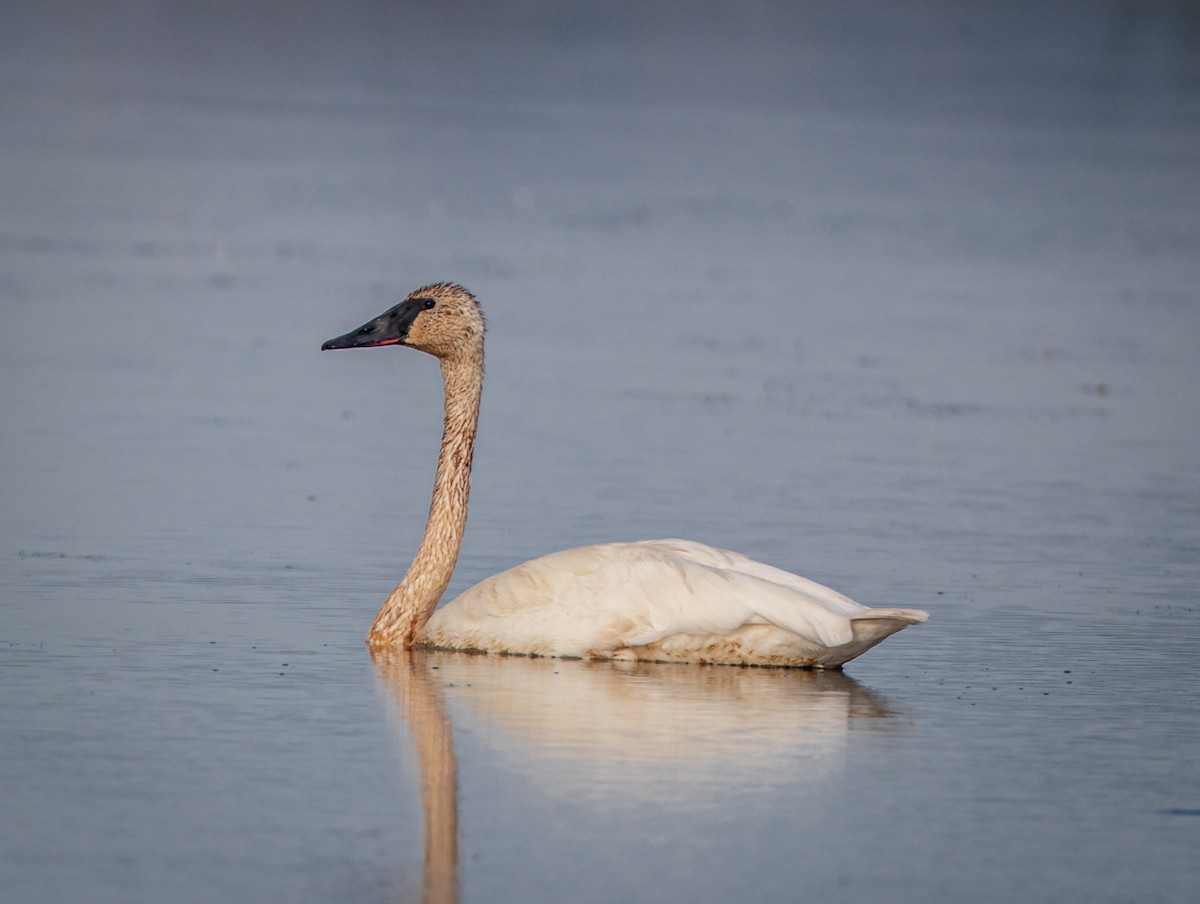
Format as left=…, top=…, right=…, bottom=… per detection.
left=423, top=539, right=926, bottom=668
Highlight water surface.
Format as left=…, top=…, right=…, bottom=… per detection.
left=2, top=2, right=1198, bottom=902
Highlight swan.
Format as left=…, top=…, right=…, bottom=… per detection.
left=322, top=283, right=928, bottom=668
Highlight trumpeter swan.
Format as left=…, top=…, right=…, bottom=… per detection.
left=322, top=283, right=928, bottom=667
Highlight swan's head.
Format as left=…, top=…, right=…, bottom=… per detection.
left=321, top=283, right=485, bottom=360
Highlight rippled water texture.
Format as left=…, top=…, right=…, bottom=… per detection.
left=2, top=2, right=1198, bottom=902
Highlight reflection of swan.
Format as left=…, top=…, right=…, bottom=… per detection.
left=371, top=649, right=458, bottom=904
left=374, top=649, right=901, bottom=810
left=324, top=283, right=928, bottom=667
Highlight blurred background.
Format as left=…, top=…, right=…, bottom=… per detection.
left=2, top=2, right=1198, bottom=902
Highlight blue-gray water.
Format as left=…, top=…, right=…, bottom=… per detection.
left=2, top=1, right=1199, bottom=901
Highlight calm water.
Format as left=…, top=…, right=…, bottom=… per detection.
left=2, top=1, right=1199, bottom=901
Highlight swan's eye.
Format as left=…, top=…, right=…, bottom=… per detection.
left=422, top=298, right=436, bottom=310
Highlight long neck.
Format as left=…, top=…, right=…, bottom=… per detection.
left=368, top=352, right=483, bottom=646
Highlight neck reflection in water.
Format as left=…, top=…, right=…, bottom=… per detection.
left=371, top=649, right=460, bottom=904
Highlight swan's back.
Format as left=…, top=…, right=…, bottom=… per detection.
left=420, top=539, right=928, bottom=668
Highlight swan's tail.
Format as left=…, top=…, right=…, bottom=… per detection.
left=816, top=608, right=930, bottom=668
left=851, top=607, right=928, bottom=638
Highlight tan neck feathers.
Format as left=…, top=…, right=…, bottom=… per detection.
left=367, top=352, right=483, bottom=646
